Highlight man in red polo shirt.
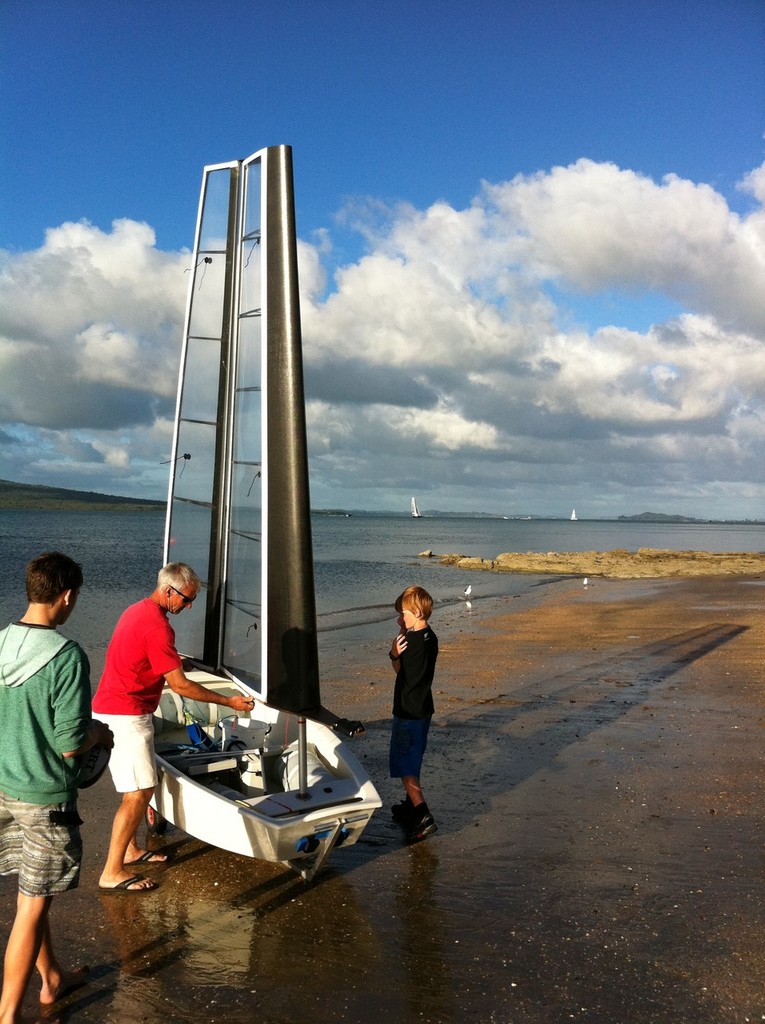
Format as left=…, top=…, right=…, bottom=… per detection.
left=93, top=563, right=254, bottom=893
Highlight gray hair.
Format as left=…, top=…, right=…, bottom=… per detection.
left=157, top=562, right=201, bottom=592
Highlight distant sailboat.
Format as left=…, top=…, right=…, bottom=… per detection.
left=570, top=508, right=578, bottom=521
left=411, top=497, right=422, bottom=518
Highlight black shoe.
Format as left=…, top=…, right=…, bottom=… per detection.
left=407, top=811, right=438, bottom=843
left=391, top=797, right=415, bottom=822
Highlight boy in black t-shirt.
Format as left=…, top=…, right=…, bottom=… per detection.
left=388, top=585, right=438, bottom=841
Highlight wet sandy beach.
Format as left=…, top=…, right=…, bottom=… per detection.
left=2, top=574, right=764, bottom=1023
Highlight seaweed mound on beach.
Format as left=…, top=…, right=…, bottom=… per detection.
left=428, top=548, right=765, bottom=579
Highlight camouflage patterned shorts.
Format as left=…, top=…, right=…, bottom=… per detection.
left=0, top=792, right=83, bottom=896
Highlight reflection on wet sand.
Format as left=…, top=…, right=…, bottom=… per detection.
left=395, top=842, right=454, bottom=1022
left=89, top=834, right=388, bottom=1023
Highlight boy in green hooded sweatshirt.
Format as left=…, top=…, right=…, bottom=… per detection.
left=0, top=552, right=112, bottom=1022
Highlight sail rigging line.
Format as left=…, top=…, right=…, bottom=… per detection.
left=225, top=597, right=259, bottom=615
left=244, top=236, right=261, bottom=268
left=229, top=527, right=261, bottom=542
left=189, top=255, right=214, bottom=291
left=184, top=255, right=214, bottom=273
left=171, top=495, right=213, bottom=510
left=161, top=452, right=191, bottom=465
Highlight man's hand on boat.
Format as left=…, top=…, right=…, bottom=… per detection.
left=164, top=667, right=256, bottom=714
left=226, top=692, right=257, bottom=713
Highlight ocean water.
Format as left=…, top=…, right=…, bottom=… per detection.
left=0, top=509, right=762, bottom=672
left=311, top=513, right=765, bottom=616
left=0, top=510, right=166, bottom=668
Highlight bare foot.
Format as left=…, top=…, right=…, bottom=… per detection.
left=124, top=848, right=168, bottom=865
left=98, top=873, right=157, bottom=892
left=39, top=965, right=89, bottom=1005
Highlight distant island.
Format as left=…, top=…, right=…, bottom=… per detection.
left=617, top=511, right=763, bottom=525
left=0, top=479, right=165, bottom=513
left=618, top=512, right=703, bottom=523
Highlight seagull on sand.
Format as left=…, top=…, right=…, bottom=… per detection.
left=583, top=577, right=589, bottom=587
left=464, top=585, right=472, bottom=598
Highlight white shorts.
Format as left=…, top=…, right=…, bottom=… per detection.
left=98, top=713, right=158, bottom=792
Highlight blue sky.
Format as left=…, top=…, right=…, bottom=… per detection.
left=1, top=0, right=764, bottom=518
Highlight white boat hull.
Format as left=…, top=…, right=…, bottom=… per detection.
left=151, top=671, right=381, bottom=879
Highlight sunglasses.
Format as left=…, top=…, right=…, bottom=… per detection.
left=168, top=584, right=196, bottom=606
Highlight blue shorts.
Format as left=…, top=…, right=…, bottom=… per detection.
left=0, top=792, right=83, bottom=897
left=389, top=716, right=431, bottom=779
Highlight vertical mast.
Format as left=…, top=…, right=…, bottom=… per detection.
left=261, top=146, right=320, bottom=713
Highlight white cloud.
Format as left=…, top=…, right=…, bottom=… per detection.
left=739, top=162, right=765, bottom=205
left=484, top=159, right=765, bottom=334
left=391, top=401, right=500, bottom=452
left=1, top=161, right=764, bottom=515
left=0, top=220, right=187, bottom=433
left=0, top=220, right=186, bottom=496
